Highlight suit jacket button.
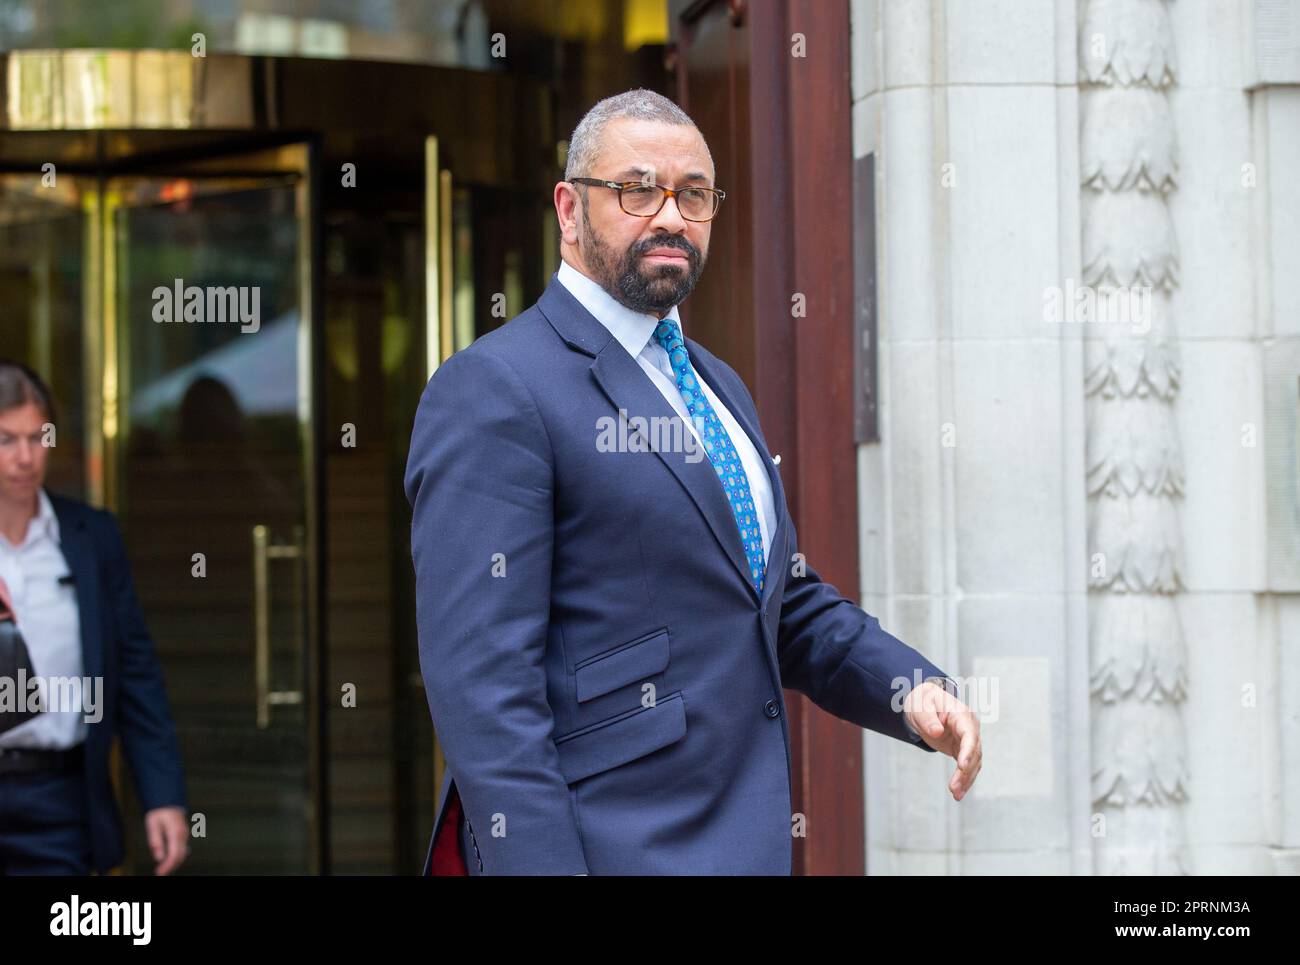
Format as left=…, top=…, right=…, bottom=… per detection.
left=764, top=698, right=780, bottom=719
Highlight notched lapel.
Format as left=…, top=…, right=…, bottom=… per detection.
left=589, top=346, right=757, bottom=602
left=540, top=272, right=785, bottom=608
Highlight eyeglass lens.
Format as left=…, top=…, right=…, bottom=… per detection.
left=621, top=185, right=716, bottom=220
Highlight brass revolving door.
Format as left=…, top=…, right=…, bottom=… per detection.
left=0, top=49, right=557, bottom=873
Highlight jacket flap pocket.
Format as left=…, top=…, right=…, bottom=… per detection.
left=554, top=692, right=685, bottom=784
left=574, top=627, right=670, bottom=703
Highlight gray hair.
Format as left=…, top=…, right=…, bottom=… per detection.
left=563, top=88, right=709, bottom=185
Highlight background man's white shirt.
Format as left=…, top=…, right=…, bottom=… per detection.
left=0, top=487, right=87, bottom=750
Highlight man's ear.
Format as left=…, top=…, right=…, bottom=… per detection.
left=555, top=185, right=580, bottom=246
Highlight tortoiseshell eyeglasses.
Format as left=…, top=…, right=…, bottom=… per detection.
left=568, top=178, right=726, bottom=222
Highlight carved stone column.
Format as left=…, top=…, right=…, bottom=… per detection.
left=1080, top=0, right=1190, bottom=874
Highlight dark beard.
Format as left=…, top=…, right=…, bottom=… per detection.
left=580, top=203, right=705, bottom=315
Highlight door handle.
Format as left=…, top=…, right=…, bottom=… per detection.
left=252, top=523, right=305, bottom=729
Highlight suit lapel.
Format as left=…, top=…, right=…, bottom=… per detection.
left=540, top=275, right=760, bottom=603
left=590, top=345, right=759, bottom=600
left=47, top=490, right=104, bottom=682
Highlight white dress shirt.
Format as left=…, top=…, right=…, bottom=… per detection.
left=0, top=487, right=87, bottom=750
left=557, top=257, right=777, bottom=565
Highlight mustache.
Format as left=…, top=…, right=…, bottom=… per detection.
left=634, top=239, right=697, bottom=259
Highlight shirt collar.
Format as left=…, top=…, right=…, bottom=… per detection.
left=0, top=487, right=58, bottom=552
left=557, top=257, right=683, bottom=360
left=34, top=487, right=60, bottom=545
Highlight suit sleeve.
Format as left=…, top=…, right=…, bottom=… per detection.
left=703, top=349, right=957, bottom=752
left=404, top=348, right=588, bottom=875
left=98, top=510, right=189, bottom=811
left=776, top=514, right=955, bottom=752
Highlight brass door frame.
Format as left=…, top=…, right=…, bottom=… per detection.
left=423, top=134, right=456, bottom=814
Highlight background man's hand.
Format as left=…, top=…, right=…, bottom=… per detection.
left=904, top=680, right=982, bottom=801
left=144, top=806, right=190, bottom=875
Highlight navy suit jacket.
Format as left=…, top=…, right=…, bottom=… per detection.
left=45, top=490, right=188, bottom=873
left=404, top=271, right=949, bottom=875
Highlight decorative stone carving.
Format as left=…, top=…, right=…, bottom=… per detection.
left=1080, top=0, right=1190, bottom=874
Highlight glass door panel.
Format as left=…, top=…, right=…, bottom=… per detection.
left=107, top=149, right=318, bottom=873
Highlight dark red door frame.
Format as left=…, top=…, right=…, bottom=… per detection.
left=671, top=0, right=865, bottom=875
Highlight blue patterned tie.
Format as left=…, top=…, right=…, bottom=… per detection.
left=652, top=318, right=765, bottom=594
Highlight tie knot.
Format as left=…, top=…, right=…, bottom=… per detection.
left=652, top=318, right=688, bottom=370
left=652, top=318, right=682, bottom=349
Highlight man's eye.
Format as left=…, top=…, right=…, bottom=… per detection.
left=624, top=185, right=656, bottom=195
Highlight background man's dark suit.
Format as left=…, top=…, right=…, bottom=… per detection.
left=12, top=491, right=189, bottom=873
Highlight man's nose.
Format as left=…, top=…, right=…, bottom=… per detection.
left=15, top=438, right=35, bottom=465
left=648, top=192, right=689, bottom=233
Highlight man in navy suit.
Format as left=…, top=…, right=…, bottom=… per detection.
left=404, top=89, right=981, bottom=875
left=0, top=360, right=189, bottom=875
